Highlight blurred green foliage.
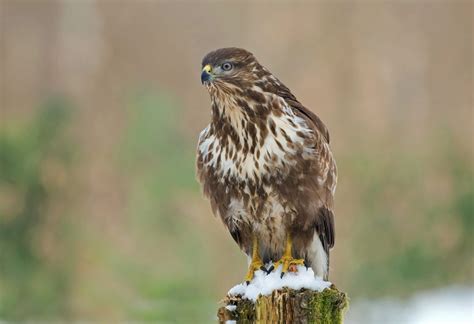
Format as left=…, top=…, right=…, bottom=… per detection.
left=345, top=139, right=473, bottom=297
left=0, top=99, right=74, bottom=319
left=116, top=92, right=216, bottom=322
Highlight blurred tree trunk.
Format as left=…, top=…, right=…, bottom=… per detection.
left=217, top=287, right=347, bottom=324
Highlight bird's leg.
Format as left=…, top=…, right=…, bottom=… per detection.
left=271, top=234, right=305, bottom=278
left=244, top=235, right=266, bottom=284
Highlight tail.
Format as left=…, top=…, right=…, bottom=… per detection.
left=306, top=232, right=329, bottom=280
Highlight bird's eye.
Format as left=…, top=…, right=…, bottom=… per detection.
left=221, top=62, right=233, bottom=71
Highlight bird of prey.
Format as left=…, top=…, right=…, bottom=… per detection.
left=196, top=48, right=336, bottom=282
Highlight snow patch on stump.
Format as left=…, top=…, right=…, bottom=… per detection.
left=225, top=305, right=237, bottom=311
left=228, top=265, right=332, bottom=302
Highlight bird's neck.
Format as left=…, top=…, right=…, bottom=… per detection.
left=210, top=96, right=250, bottom=140
left=209, top=88, right=274, bottom=134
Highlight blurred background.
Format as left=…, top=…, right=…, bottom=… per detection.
left=0, top=1, right=472, bottom=322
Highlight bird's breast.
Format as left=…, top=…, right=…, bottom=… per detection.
left=198, top=110, right=314, bottom=184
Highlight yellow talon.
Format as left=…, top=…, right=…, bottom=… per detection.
left=244, top=235, right=265, bottom=284
left=272, top=234, right=305, bottom=278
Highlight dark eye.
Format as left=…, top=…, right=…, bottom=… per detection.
left=221, top=62, right=233, bottom=71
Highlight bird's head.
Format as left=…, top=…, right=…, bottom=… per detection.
left=200, top=48, right=267, bottom=95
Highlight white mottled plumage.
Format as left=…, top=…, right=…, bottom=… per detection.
left=198, top=97, right=313, bottom=182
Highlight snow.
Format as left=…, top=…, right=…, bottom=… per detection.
left=228, top=265, right=332, bottom=302
left=225, top=321, right=236, bottom=324
left=347, top=285, right=474, bottom=324
left=225, top=305, right=237, bottom=311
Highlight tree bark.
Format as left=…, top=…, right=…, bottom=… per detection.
left=217, top=286, right=347, bottom=324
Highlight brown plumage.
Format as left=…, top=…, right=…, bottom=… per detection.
left=196, top=48, right=337, bottom=280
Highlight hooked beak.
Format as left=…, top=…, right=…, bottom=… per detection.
left=201, top=64, right=212, bottom=84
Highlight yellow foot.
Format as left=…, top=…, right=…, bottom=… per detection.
left=272, top=256, right=305, bottom=278
left=244, top=258, right=266, bottom=284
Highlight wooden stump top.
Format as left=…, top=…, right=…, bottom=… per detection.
left=218, top=285, right=348, bottom=323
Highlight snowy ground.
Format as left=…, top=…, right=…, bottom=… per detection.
left=347, top=285, right=474, bottom=324
left=228, top=265, right=331, bottom=301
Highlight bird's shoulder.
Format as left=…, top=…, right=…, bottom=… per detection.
left=271, top=82, right=330, bottom=144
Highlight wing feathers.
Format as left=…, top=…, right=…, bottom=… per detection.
left=315, top=207, right=335, bottom=255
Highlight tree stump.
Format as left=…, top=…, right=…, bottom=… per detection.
left=217, top=286, right=347, bottom=323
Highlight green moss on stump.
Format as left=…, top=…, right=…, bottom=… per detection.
left=218, top=286, right=348, bottom=323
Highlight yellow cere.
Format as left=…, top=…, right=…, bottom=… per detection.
left=203, top=64, right=212, bottom=73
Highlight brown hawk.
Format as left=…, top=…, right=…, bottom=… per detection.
left=196, top=48, right=337, bottom=283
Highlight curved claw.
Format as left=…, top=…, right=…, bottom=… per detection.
left=266, top=265, right=275, bottom=274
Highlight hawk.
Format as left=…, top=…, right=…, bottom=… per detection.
left=196, top=48, right=337, bottom=282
